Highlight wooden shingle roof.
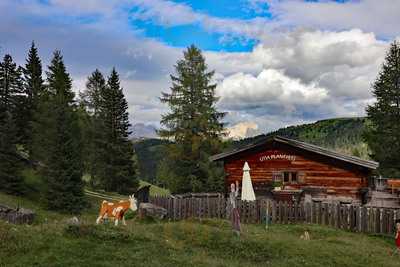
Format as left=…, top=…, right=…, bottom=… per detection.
left=210, top=136, right=379, bottom=170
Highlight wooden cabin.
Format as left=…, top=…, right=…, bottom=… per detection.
left=211, top=136, right=379, bottom=204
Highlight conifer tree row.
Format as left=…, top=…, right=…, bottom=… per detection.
left=0, top=42, right=139, bottom=208
left=32, top=51, right=86, bottom=213
left=79, top=68, right=138, bottom=194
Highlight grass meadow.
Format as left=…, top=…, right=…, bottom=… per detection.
left=0, top=191, right=399, bottom=267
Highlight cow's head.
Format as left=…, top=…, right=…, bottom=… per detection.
left=129, top=194, right=138, bottom=212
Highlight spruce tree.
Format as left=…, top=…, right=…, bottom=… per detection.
left=23, top=41, right=44, bottom=153
left=0, top=111, right=24, bottom=195
left=78, top=69, right=107, bottom=188
left=0, top=54, right=25, bottom=141
left=158, top=45, right=225, bottom=193
left=99, top=68, right=138, bottom=193
left=0, top=54, right=25, bottom=194
left=80, top=69, right=105, bottom=115
left=37, top=51, right=85, bottom=213
left=365, top=41, right=400, bottom=177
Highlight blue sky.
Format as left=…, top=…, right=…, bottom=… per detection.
left=1, top=0, right=399, bottom=138
left=129, top=0, right=270, bottom=52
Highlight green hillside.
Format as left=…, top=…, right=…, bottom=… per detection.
left=135, top=117, right=370, bottom=184
left=232, top=117, right=369, bottom=159
left=133, top=138, right=171, bottom=184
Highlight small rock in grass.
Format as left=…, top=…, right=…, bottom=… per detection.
left=66, top=216, right=80, bottom=225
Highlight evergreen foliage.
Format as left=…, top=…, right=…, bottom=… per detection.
left=0, top=54, right=25, bottom=195
left=0, top=111, right=24, bottom=195
left=78, top=70, right=107, bottom=188
left=99, top=68, right=138, bottom=193
left=23, top=41, right=45, bottom=153
left=80, top=68, right=138, bottom=193
left=365, top=41, right=400, bottom=177
left=158, top=45, right=225, bottom=193
left=33, top=51, right=85, bottom=213
left=80, top=69, right=105, bottom=115
left=0, top=54, right=25, bottom=141
left=133, top=138, right=170, bottom=184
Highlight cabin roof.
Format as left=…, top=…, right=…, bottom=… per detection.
left=210, top=136, right=379, bottom=170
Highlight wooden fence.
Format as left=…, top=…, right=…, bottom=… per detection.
left=149, top=196, right=400, bottom=236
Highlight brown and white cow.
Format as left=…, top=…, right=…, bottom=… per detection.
left=96, top=194, right=138, bottom=226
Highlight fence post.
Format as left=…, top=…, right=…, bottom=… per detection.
left=334, top=204, right=340, bottom=229
left=361, top=206, right=367, bottom=233
left=272, top=201, right=277, bottom=223
left=304, top=202, right=310, bottom=223
left=388, top=209, right=395, bottom=236
left=349, top=205, right=354, bottom=231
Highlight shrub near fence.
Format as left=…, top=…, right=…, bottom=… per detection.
left=149, top=196, right=400, bottom=236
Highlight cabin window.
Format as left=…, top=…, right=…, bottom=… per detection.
left=291, top=172, right=298, bottom=183
left=282, top=171, right=298, bottom=184
left=283, top=172, right=290, bottom=183
left=272, top=172, right=282, bottom=182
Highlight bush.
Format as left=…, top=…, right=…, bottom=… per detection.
left=124, top=209, right=137, bottom=220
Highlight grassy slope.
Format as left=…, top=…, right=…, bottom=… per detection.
left=1, top=192, right=399, bottom=267
left=139, top=180, right=170, bottom=196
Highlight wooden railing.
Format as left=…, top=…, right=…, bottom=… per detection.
left=149, top=196, right=400, bottom=236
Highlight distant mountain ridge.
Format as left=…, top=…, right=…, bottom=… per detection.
left=130, top=123, right=158, bottom=139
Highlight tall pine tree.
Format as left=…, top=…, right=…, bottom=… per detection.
left=365, top=41, right=400, bottom=177
left=80, top=69, right=105, bottom=115
left=78, top=69, right=107, bottom=188
left=158, top=45, right=225, bottom=193
left=0, top=54, right=25, bottom=140
left=34, top=51, right=85, bottom=213
left=98, top=68, right=138, bottom=193
left=0, top=112, right=24, bottom=195
left=23, top=41, right=44, bottom=154
left=0, top=54, right=25, bottom=194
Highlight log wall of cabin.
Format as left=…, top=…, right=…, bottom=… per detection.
left=223, top=144, right=370, bottom=199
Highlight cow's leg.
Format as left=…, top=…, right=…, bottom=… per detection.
left=96, top=215, right=103, bottom=224
left=122, top=216, right=127, bottom=226
left=115, top=218, right=119, bottom=226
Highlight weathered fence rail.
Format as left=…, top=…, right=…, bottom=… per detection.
left=149, top=196, right=400, bottom=236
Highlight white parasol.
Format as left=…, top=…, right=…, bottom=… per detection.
left=241, top=162, right=256, bottom=201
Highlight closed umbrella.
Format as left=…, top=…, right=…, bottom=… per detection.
left=241, top=162, right=256, bottom=201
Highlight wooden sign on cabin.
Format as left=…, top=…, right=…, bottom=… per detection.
left=210, top=136, right=379, bottom=205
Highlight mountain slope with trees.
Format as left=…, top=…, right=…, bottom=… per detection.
left=135, top=117, right=369, bottom=185
left=233, top=117, right=369, bottom=159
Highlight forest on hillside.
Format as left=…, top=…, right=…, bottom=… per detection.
left=233, top=117, right=369, bottom=158
left=135, top=117, right=370, bottom=184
